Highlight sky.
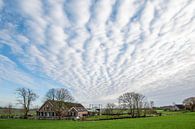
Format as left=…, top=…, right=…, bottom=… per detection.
left=0, top=0, right=195, bottom=108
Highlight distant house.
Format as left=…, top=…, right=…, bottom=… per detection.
left=37, top=100, right=88, bottom=119
left=172, top=104, right=185, bottom=111
left=87, top=108, right=101, bottom=116
left=161, top=104, right=184, bottom=111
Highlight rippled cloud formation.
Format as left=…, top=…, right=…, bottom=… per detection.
left=0, top=0, right=195, bottom=105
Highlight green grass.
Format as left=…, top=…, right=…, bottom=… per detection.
left=85, top=114, right=130, bottom=121
left=157, top=110, right=183, bottom=114
left=0, top=112, right=195, bottom=129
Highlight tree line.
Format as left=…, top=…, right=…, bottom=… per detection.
left=2, top=87, right=195, bottom=119
left=104, top=92, right=195, bottom=117
left=104, top=92, right=155, bottom=117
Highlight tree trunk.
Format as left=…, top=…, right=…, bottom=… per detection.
left=144, top=107, right=147, bottom=117
left=136, top=102, right=139, bottom=117
left=132, top=106, right=135, bottom=118
left=24, top=110, right=28, bottom=119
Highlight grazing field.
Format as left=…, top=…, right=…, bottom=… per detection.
left=0, top=112, right=195, bottom=129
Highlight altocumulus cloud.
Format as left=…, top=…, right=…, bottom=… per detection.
left=0, top=0, right=195, bottom=105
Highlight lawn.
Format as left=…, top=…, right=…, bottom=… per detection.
left=0, top=112, right=194, bottom=129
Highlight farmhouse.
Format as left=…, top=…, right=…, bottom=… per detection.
left=172, top=104, right=185, bottom=111
left=37, top=100, right=88, bottom=119
left=161, top=104, right=185, bottom=111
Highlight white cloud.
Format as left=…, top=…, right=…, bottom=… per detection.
left=0, top=26, right=28, bottom=55
left=64, top=0, right=91, bottom=27
left=0, top=0, right=3, bottom=11
left=0, top=55, right=56, bottom=89
left=0, top=0, right=195, bottom=105
left=0, top=55, right=35, bottom=88
left=19, top=0, right=47, bottom=44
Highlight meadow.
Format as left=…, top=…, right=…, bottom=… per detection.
left=0, top=112, right=195, bottom=129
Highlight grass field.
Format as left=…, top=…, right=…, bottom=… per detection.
left=0, top=112, right=195, bottom=129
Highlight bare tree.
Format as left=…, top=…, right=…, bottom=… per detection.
left=3, top=104, right=13, bottom=117
left=118, top=92, right=134, bottom=117
left=143, top=101, right=149, bottom=117
left=118, top=92, right=145, bottom=117
left=104, top=103, right=115, bottom=115
left=45, top=88, right=74, bottom=102
left=16, top=88, right=38, bottom=118
left=150, top=101, right=154, bottom=109
left=55, top=88, right=74, bottom=102
left=45, top=88, right=56, bottom=100
left=116, top=101, right=125, bottom=116
left=133, top=93, right=145, bottom=117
